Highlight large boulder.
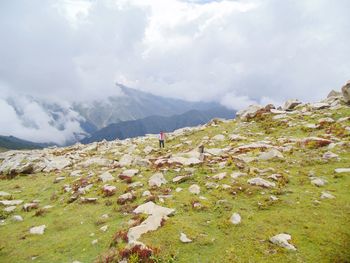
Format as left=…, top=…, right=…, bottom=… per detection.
left=341, top=80, right=350, bottom=103
left=283, top=99, right=301, bottom=111
left=236, top=105, right=265, bottom=120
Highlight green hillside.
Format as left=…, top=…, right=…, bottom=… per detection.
left=0, top=94, right=349, bottom=263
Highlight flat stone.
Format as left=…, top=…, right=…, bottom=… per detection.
left=0, top=200, right=23, bottom=206
left=259, top=149, right=284, bottom=161
left=4, top=206, right=16, bottom=212
left=180, top=232, right=192, bottom=243
left=99, top=172, right=114, bottom=183
left=29, top=225, right=46, bottom=235
left=213, top=172, right=227, bottom=180
left=189, top=184, right=200, bottom=195
left=247, top=178, right=275, bottom=188
left=270, top=233, right=296, bottom=251
left=127, top=202, right=175, bottom=243
left=12, top=215, right=23, bottom=222
left=120, top=169, right=139, bottom=177
left=212, top=134, right=225, bottom=141
left=310, top=177, right=327, bottom=187
left=0, top=191, right=10, bottom=197
left=149, top=173, right=167, bottom=187
left=335, top=168, right=350, bottom=173
left=321, top=192, right=335, bottom=199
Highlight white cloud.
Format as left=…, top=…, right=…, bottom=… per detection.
left=0, top=0, right=350, bottom=141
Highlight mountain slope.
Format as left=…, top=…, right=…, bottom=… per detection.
left=0, top=135, right=53, bottom=151
left=0, top=91, right=349, bottom=262
left=80, top=107, right=235, bottom=143
left=73, top=84, right=224, bottom=129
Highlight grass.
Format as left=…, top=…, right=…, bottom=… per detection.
left=0, top=105, right=349, bottom=262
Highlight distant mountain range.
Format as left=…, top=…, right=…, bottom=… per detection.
left=1, top=84, right=234, bottom=149
left=0, top=136, right=52, bottom=151
left=73, top=84, right=223, bottom=130
left=81, top=107, right=235, bottom=144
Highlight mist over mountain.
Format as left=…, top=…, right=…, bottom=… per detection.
left=0, top=85, right=230, bottom=146
left=81, top=107, right=235, bottom=144
left=73, top=84, right=223, bottom=130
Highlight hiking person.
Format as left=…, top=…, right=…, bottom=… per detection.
left=159, top=131, right=165, bottom=148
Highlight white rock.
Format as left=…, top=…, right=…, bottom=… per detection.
left=247, top=178, right=275, bottom=188
left=212, top=134, right=225, bottom=141
left=127, top=202, right=175, bottom=243
left=310, top=177, right=327, bottom=187
left=149, top=173, right=167, bottom=187
left=12, top=215, right=23, bottom=222
left=119, top=154, right=133, bottom=167
left=230, top=213, right=241, bottom=225
left=29, top=225, right=46, bottom=235
left=213, top=172, right=226, bottom=180
left=4, top=206, right=16, bottom=212
left=283, top=99, right=301, bottom=110
left=237, top=105, right=264, bottom=119
left=188, top=184, right=200, bottom=195
left=335, top=168, right=350, bottom=173
left=99, top=172, right=114, bottom=183
left=0, top=200, right=23, bottom=206
left=120, top=169, right=139, bottom=177
left=323, top=151, right=339, bottom=159
left=175, top=187, right=183, bottom=192
left=270, top=233, right=296, bottom=251
left=100, top=225, right=108, bottom=232
left=259, top=149, right=284, bottom=161
left=91, top=239, right=98, bottom=245
left=0, top=191, right=10, bottom=197
left=231, top=172, right=247, bottom=179
left=144, top=146, right=155, bottom=155
left=321, top=192, right=335, bottom=199
left=70, top=170, right=82, bottom=177
left=180, top=232, right=192, bottom=243
left=142, top=190, right=151, bottom=197
left=205, top=148, right=224, bottom=156
left=229, top=134, right=246, bottom=141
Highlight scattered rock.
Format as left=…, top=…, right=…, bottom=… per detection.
left=99, top=172, right=114, bottom=183
left=283, top=99, right=301, bottom=111
left=117, top=192, right=135, bottom=205
left=258, top=149, right=284, bottom=161
left=100, top=225, right=108, bottom=232
left=0, top=191, right=10, bottom=197
left=321, top=192, right=335, bottom=199
left=119, top=154, right=133, bottom=167
left=323, top=151, right=339, bottom=159
left=230, top=213, right=241, bottom=225
left=247, top=178, right=275, bottom=188
left=335, top=168, right=350, bottom=173
left=29, top=225, right=46, bottom=235
left=189, top=184, right=200, bottom=195
left=180, top=232, right=192, bottom=243
left=12, top=215, right=23, bottom=222
left=270, top=233, right=296, bottom=251
left=212, top=134, right=225, bottom=141
left=0, top=200, right=23, bottom=206
left=4, top=206, right=16, bottom=212
left=213, top=172, right=226, bottom=180
left=149, top=173, right=167, bottom=187
left=23, top=202, right=39, bottom=212
left=310, top=177, right=327, bottom=187
left=127, top=202, right=175, bottom=243
left=341, top=80, right=350, bottom=103
left=102, top=185, right=117, bottom=196
left=91, top=239, right=98, bottom=245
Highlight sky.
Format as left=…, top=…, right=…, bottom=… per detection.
left=0, top=0, right=349, bottom=143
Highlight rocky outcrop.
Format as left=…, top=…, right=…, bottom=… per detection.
left=341, top=80, right=350, bottom=103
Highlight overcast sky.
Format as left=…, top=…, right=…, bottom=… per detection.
left=0, top=0, right=349, bottom=143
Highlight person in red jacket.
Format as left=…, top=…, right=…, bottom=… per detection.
left=159, top=131, right=165, bottom=148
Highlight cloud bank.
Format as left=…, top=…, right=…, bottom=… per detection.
left=0, top=0, right=349, bottom=142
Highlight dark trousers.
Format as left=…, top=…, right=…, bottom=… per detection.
left=159, top=140, right=165, bottom=148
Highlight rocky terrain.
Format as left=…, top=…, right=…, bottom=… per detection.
left=0, top=84, right=350, bottom=263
